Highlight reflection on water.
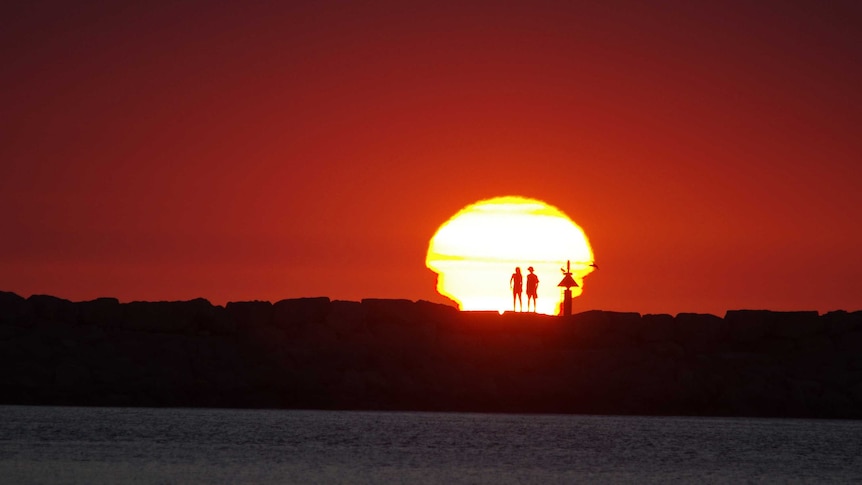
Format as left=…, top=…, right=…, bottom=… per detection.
left=1, top=405, right=861, bottom=484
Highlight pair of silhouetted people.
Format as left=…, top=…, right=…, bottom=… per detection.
left=510, top=266, right=539, bottom=312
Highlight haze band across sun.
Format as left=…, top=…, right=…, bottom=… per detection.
left=426, top=196, right=595, bottom=315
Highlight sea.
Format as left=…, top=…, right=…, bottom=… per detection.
left=1, top=405, right=860, bottom=484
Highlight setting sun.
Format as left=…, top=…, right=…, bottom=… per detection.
left=427, top=196, right=595, bottom=315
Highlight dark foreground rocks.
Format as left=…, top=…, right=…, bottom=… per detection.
left=1, top=290, right=861, bottom=418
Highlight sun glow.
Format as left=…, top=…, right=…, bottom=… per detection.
left=426, top=196, right=595, bottom=315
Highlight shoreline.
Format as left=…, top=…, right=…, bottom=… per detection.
left=2, top=291, right=861, bottom=419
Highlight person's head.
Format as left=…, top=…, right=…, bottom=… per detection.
left=515, top=267, right=521, bottom=274
left=527, top=266, right=534, bottom=273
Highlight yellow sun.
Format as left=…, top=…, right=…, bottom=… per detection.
left=426, top=196, right=595, bottom=315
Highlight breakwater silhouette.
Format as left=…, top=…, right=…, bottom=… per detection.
left=1, top=291, right=860, bottom=418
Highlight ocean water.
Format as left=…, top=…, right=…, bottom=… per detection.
left=1, top=406, right=860, bottom=484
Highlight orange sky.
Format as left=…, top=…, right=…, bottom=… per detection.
left=2, top=1, right=861, bottom=315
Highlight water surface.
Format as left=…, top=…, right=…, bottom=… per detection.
left=1, top=406, right=860, bottom=483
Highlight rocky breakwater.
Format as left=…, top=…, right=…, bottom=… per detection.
left=1, top=290, right=861, bottom=418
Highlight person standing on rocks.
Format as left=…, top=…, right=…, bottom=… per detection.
left=510, top=267, right=523, bottom=312
left=526, top=266, right=539, bottom=312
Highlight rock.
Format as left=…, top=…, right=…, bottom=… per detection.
left=324, top=300, right=368, bottom=340
left=122, top=298, right=219, bottom=334
left=650, top=341, right=685, bottom=359
left=788, top=378, right=822, bottom=412
left=225, top=300, right=273, bottom=329
left=762, top=338, right=796, bottom=355
left=822, top=310, right=862, bottom=336
left=28, top=294, right=78, bottom=323
left=850, top=382, right=862, bottom=404
left=674, top=313, right=724, bottom=352
left=819, top=389, right=856, bottom=418
left=0, top=323, right=20, bottom=340
left=4, top=331, right=57, bottom=363
left=7, top=360, right=55, bottom=391
left=724, top=310, right=776, bottom=344
left=362, top=299, right=437, bottom=348
left=271, top=297, right=330, bottom=330
left=362, top=298, right=415, bottom=322
left=448, top=311, right=506, bottom=339
left=191, top=304, right=235, bottom=336
left=415, top=299, right=459, bottom=326
left=54, top=361, right=94, bottom=392
left=732, top=379, right=792, bottom=417
left=5, top=290, right=862, bottom=418
left=795, top=335, right=834, bottom=355
left=836, top=331, right=862, bottom=353
left=769, top=311, right=821, bottom=339
left=0, top=291, right=32, bottom=326
left=640, top=314, right=674, bottom=342
left=564, top=310, right=642, bottom=348
left=77, top=297, right=122, bottom=326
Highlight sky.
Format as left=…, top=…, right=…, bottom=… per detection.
left=2, top=0, right=861, bottom=315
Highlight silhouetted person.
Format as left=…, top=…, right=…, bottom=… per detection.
left=510, top=267, right=523, bottom=312
left=526, top=266, right=539, bottom=312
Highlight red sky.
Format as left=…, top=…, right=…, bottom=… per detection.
left=2, top=1, right=861, bottom=315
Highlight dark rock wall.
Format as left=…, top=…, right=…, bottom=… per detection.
left=1, top=290, right=861, bottom=418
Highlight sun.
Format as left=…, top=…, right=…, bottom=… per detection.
left=426, top=196, right=595, bottom=315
